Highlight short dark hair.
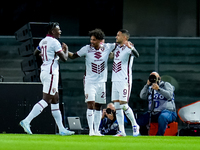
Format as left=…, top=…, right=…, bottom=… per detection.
left=88, top=28, right=105, bottom=40
left=46, top=22, right=59, bottom=33
left=119, top=29, right=130, bottom=40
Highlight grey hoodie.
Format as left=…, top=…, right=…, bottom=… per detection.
left=140, top=81, right=176, bottom=114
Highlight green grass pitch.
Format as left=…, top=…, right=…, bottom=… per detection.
left=0, top=134, right=200, bottom=150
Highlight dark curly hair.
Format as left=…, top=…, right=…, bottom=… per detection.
left=88, top=28, right=105, bottom=40
left=46, top=22, right=59, bottom=33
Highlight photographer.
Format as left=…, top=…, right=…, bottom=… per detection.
left=99, top=103, right=119, bottom=135
left=137, top=72, right=177, bottom=135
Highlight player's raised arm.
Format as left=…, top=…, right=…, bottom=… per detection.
left=130, top=46, right=139, bottom=58
left=125, top=41, right=139, bottom=58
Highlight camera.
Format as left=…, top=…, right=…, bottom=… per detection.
left=106, top=108, right=114, bottom=114
left=149, top=74, right=160, bottom=85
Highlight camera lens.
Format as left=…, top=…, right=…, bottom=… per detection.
left=149, top=75, right=157, bottom=83
left=106, top=108, right=112, bottom=114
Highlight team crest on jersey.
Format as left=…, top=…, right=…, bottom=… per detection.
left=100, top=47, right=105, bottom=52
left=94, top=52, right=102, bottom=59
left=120, top=45, right=126, bottom=51
left=52, top=88, right=56, bottom=93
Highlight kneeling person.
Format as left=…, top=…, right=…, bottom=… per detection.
left=99, top=103, right=119, bottom=135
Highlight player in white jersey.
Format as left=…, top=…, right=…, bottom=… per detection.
left=111, top=29, right=140, bottom=136
left=68, top=29, right=116, bottom=136
left=20, top=22, right=74, bottom=136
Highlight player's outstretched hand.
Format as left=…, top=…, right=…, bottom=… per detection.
left=62, top=42, right=68, bottom=53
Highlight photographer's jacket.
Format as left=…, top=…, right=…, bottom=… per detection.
left=140, top=81, right=176, bottom=114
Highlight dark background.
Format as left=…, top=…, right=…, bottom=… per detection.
left=0, top=0, right=200, bottom=133
left=0, top=0, right=123, bottom=36
left=1, top=0, right=200, bottom=36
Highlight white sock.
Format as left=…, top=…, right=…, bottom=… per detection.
left=121, top=103, right=137, bottom=126
left=86, top=109, right=94, bottom=132
left=114, top=102, right=125, bottom=133
left=94, top=110, right=101, bottom=133
left=51, top=103, right=65, bottom=132
left=24, top=99, right=48, bottom=124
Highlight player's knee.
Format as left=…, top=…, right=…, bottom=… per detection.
left=114, top=102, right=120, bottom=110
left=87, top=101, right=95, bottom=109
left=95, top=103, right=102, bottom=110
left=51, top=94, right=59, bottom=104
left=120, top=103, right=129, bottom=111
left=51, top=99, right=59, bottom=104
left=43, top=98, right=52, bottom=104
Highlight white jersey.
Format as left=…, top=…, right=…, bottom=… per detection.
left=77, top=43, right=116, bottom=83
left=38, top=35, right=62, bottom=75
left=111, top=44, right=135, bottom=83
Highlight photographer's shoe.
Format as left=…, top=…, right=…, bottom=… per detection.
left=133, top=125, right=140, bottom=137
left=114, top=131, right=126, bottom=137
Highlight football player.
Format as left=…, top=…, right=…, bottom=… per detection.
left=20, top=22, right=74, bottom=136
left=68, top=29, right=116, bottom=136
left=111, top=29, right=140, bottom=136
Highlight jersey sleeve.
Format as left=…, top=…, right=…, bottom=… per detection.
left=106, top=43, right=117, bottom=52
left=53, top=40, right=62, bottom=53
left=76, top=45, right=88, bottom=57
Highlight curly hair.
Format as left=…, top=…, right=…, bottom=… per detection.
left=46, top=22, right=59, bottom=33
left=88, top=28, right=105, bottom=40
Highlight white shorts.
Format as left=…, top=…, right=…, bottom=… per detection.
left=40, top=71, right=58, bottom=95
left=111, top=81, right=132, bottom=102
left=84, top=82, right=106, bottom=104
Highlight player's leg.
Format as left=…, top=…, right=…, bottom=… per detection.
left=85, top=82, right=96, bottom=136
left=93, top=83, right=106, bottom=136
left=51, top=92, right=74, bottom=135
left=20, top=96, right=48, bottom=134
left=23, top=94, right=49, bottom=124
left=87, top=101, right=95, bottom=135
left=112, top=82, right=126, bottom=136
left=119, top=82, right=140, bottom=136
left=120, top=101, right=140, bottom=136
left=113, top=100, right=126, bottom=136
left=19, top=71, right=51, bottom=134
left=94, top=103, right=103, bottom=136
left=47, top=74, right=74, bottom=135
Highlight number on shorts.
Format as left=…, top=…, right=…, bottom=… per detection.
left=101, top=92, right=105, bottom=98
left=123, top=89, right=127, bottom=95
